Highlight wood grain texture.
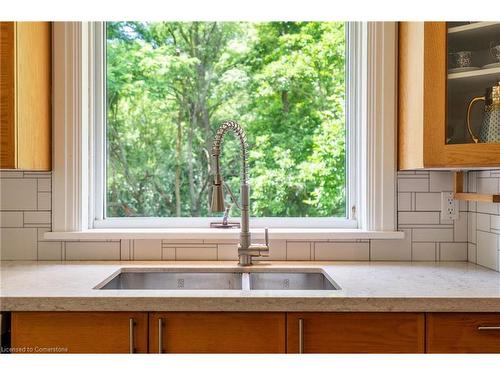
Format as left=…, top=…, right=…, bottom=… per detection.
left=287, top=313, right=425, bottom=353
left=149, top=312, right=286, bottom=353
left=422, top=22, right=447, bottom=168
left=0, top=22, right=15, bottom=168
left=398, top=22, right=425, bottom=170
left=398, top=21, right=500, bottom=169
left=16, top=22, right=51, bottom=170
left=454, top=171, right=500, bottom=202
left=427, top=313, right=500, bottom=353
left=11, top=312, right=148, bottom=353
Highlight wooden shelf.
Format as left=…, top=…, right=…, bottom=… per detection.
left=447, top=22, right=500, bottom=52
left=448, top=66, right=500, bottom=81
left=453, top=172, right=500, bottom=202
left=448, top=22, right=500, bottom=35
left=448, top=66, right=500, bottom=93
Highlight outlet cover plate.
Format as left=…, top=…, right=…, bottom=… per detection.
left=441, top=191, right=459, bottom=221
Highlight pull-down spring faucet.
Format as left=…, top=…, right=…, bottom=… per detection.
left=210, top=120, right=269, bottom=266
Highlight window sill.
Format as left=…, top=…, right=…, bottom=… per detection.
left=44, top=228, right=405, bottom=241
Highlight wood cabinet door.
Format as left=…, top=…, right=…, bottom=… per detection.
left=11, top=312, right=148, bottom=353
left=287, top=313, right=425, bottom=353
left=0, top=22, right=51, bottom=170
left=149, top=312, right=286, bottom=353
left=0, top=22, right=15, bottom=168
left=427, top=313, right=500, bottom=353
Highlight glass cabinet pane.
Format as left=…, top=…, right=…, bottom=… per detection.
left=446, top=22, right=500, bottom=145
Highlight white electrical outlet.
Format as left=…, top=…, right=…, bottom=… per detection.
left=441, top=192, right=459, bottom=221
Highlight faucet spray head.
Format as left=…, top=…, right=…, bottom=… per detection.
left=210, top=175, right=225, bottom=212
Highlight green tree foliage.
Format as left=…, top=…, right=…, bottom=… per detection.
left=106, top=21, right=345, bottom=218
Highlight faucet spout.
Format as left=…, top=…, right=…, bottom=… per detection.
left=210, top=120, right=270, bottom=266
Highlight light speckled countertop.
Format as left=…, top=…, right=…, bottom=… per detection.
left=1, top=261, right=500, bottom=312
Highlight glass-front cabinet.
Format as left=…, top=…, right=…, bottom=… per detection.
left=446, top=22, right=500, bottom=145
left=398, top=22, right=500, bottom=170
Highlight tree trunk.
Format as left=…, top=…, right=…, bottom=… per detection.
left=175, top=109, right=183, bottom=217
left=281, top=90, right=289, bottom=113
left=187, top=104, right=197, bottom=216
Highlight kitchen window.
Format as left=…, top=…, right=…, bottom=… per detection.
left=100, top=21, right=351, bottom=228
left=50, top=21, right=397, bottom=235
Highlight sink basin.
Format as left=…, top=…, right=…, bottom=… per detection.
left=249, top=272, right=336, bottom=290
left=97, top=269, right=338, bottom=291
left=99, top=271, right=242, bottom=290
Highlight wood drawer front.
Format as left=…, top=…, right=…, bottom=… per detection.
left=287, top=313, right=425, bottom=353
left=11, top=312, right=148, bottom=354
left=149, top=312, right=286, bottom=353
left=427, top=313, right=500, bottom=353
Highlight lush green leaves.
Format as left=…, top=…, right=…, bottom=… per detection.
left=106, top=21, right=346, bottom=218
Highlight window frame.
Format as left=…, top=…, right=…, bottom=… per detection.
left=51, top=21, right=397, bottom=234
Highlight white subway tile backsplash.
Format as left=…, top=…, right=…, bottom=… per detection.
left=133, top=239, right=162, bottom=260
left=37, top=178, right=51, bottom=192
left=468, top=243, right=477, bottom=263
left=397, top=193, right=411, bottom=211
left=397, top=178, right=429, bottom=192
left=203, top=239, right=238, bottom=244
left=65, top=242, right=120, bottom=260
left=162, top=247, right=176, bottom=260
left=412, top=228, right=454, bottom=242
left=429, top=172, right=452, bottom=192
left=415, top=193, right=441, bottom=211
left=217, top=244, right=237, bottom=260
left=477, top=213, right=490, bottom=232
left=440, top=242, right=467, bottom=261
left=23, top=172, right=51, bottom=178
left=459, top=199, right=468, bottom=212
left=0, top=228, right=37, bottom=260
left=314, top=242, right=369, bottom=261
left=286, top=242, right=311, bottom=260
left=0, top=170, right=498, bottom=268
left=370, top=229, right=411, bottom=261
left=0, top=171, right=23, bottom=178
left=0, top=212, right=23, bottom=227
left=0, top=178, right=37, bottom=210
left=477, top=201, right=499, bottom=215
left=476, top=178, right=499, bottom=194
left=23, top=211, right=51, bottom=227
left=477, top=231, right=499, bottom=271
left=175, top=247, right=217, bottom=261
left=398, top=212, right=440, bottom=225
left=411, top=243, right=437, bottom=261
left=120, top=240, right=131, bottom=260
left=38, top=241, right=62, bottom=261
left=453, top=213, right=468, bottom=242
left=468, top=212, right=477, bottom=244
left=37, top=192, right=51, bottom=210
left=267, top=239, right=286, bottom=260
left=469, top=201, right=477, bottom=212
left=476, top=171, right=492, bottom=177
left=490, top=215, right=500, bottom=231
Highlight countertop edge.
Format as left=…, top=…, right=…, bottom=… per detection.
left=3, top=296, right=500, bottom=312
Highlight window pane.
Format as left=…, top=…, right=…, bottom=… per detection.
left=106, top=22, right=346, bottom=218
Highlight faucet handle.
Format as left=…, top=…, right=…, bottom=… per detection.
left=265, top=227, right=269, bottom=247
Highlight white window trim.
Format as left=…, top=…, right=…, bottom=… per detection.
left=50, top=21, right=397, bottom=238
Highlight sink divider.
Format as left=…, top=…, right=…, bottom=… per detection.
left=241, top=273, right=251, bottom=291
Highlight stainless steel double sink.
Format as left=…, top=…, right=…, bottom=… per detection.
left=97, top=269, right=338, bottom=291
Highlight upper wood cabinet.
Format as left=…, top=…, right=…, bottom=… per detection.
left=0, top=22, right=51, bottom=170
left=398, top=22, right=500, bottom=169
